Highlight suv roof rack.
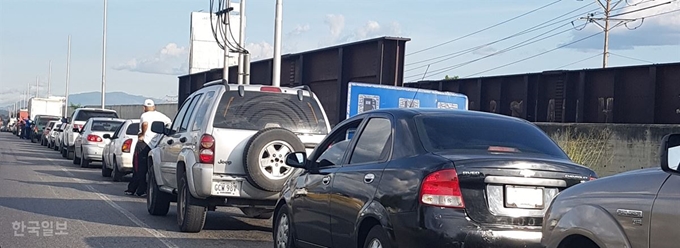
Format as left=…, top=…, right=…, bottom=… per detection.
left=203, top=79, right=231, bottom=91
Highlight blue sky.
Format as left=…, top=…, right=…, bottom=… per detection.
left=1, top=0, right=678, bottom=107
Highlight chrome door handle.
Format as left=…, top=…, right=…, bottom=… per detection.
left=364, top=174, right=375, bottom=184
left=322, top=176, right=331, bottom=185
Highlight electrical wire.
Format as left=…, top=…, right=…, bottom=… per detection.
left=404, top=2, right=599, bottom=71
left=555, top=53, right=604, bottom=69
left=404, top=24, right=576, bottom=80
left=462, top=31, right=605, bottom=78
left=609, top=52, right=655, bottom=63
left=405, top=0, right=564, bottom=56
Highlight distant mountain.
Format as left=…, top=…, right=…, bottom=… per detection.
left=68, top=92, right=166, bottom=106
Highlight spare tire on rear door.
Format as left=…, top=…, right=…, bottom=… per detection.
left=243, top=127, right=305, bottom=192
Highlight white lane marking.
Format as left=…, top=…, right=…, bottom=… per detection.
left=39, top=155, right=178, bottom=248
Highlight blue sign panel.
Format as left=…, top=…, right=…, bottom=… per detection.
left=346, top=82, right=468, bottom=118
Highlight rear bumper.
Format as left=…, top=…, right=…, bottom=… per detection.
left=390, top=207, right=543, bottom=248
left=190, top=162, right=278, bottom=206
left=118, top=153, right=134, bottom=170
left=82, top=144, right=105, bottom=160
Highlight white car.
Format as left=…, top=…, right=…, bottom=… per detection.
left=73, top=117, right=125, bottom=168
left=63, top=108, right=119, bottom=160
left=102, top=119, right=139, bottom=181
left=47, top=122, right=66, bottom=150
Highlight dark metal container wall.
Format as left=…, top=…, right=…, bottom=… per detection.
left=177, top=36, right=410, bottom=126
left=406, top=62, right=680, bottom=124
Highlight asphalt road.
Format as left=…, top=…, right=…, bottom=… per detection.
left=0, top=132, right=273, bottom=248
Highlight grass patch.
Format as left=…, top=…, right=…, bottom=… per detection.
left=550, top=126, right=613, bottom=176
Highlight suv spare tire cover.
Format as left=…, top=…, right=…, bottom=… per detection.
left=243, top=127, right=305, bottom=192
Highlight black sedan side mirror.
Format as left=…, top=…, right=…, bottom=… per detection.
left=103, top=134, right=111, bottom=139
left=286, top=152, right=308, bottom=169
left=150, top=121, right=166, bottom=134
left=661, top=133, right=680, bottom=174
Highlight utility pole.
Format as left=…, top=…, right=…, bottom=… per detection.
left=65, top=35, right=72, bottom=118
left=47, top=60, right=52, bottom=97
left=221, top=0, right=231, bottom=84
left=272, top=0, right=282, bottom=87
left=35, top=76, right=39, bottom=98
left=237, top=0, right=246, bottom=85
left=101, top=0, right=108, bottom=109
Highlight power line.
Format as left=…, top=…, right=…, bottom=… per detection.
left=405, top=24, right=576, bottom=80
left=461, top=31, right=604, bottom=78
left=404, top=2, right=599, bottom=71
left=405, top=0, right=563, bottom=56
left=609, top=52, right=655, bottom=63
left=556, top=52, right=604, bottom=69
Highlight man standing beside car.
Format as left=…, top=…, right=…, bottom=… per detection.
left=126, top=99, right=171, bottom=196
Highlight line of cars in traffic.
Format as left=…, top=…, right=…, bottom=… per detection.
left=17, top=81, right=680, bottom=248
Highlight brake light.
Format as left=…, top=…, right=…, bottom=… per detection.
left=87, top=134, right=102, bottom=142
left=420, top=169, right=465, bottom=208
left=260, top=86, right=281, bottom=93
left=122, top=139, right=132, bottom=153
left=199, top=134, right=215, bottom=163
left=588, top=176, right=597, bottom=181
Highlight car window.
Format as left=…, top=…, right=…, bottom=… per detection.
left=192, top=91, right=216, bottom=131
left=314, top=119, right=363, bottom=167
left=181, top=94, right=203, bottom=132
left=112, top=124, right=123, bottom=138
left=349, top=118, right=392, bottom=164
left=212, top=90, right=328, bottom=134
left=171, top=97, right=193, bottom=132
left=126, top=123, right=140, bottom=135
left=415, top=115, right=569, bottom=159
left=74, top=110, right=118, bottom=121
left=91, top=121, right=124, bottom=132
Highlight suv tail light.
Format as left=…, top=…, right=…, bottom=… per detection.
left=122, top=139, right=132, bottom=153
left=87, top=134, right=103, bottom=142
left=199, top=134, right=215, bottom=163
left=260, top=86, right=281, bottom=93
left=420, top=169, right=465, bottom=208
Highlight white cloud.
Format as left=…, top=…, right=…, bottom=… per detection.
left=246, top=41, right=274, bottom=60
left=112, top=43, right=189, bottom=75
left=336, top=19, right=403, bottom=43
left=288, top=24, right=311, bottom=36
left=356, top=21, right=381, bottom=40
left=564, top=1, right=680, bottom=50
left=324, top=14, right=345, bottom=38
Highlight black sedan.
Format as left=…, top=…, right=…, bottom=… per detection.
left=273, top=108, right=597, bottom=248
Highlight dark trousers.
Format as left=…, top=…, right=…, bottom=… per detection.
left=22, top=127, right=31, bottom=139
left=127, top=140, right=150, bottom=194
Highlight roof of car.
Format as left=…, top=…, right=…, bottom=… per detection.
left=75, top=108, right=117, bottom=112
left=352, top=108, right=528, bottom=123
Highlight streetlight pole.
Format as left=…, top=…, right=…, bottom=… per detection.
left=271, top=0, right=282, bottom=87
left=48, top=60, right=52, bottom=97
left=65, top=35, right=72, bottom=117
left=100, top=0, right=108, bottom=109
left=237, top=0, right=246, bottom=85
left=35, top=76, right=39, bottom=98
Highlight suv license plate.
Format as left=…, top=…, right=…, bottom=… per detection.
left=213, top=181, right=241, bottom=197
left=505, top=185, right=544, bottom=209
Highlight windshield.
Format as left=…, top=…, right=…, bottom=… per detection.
left=91, top=120, right=124, bottom=132
left=37, top=116, right=60, bottom=126
left=125, top=123, right=140, bottom=135
left=212, top=91, right=328, bottom=134
left=415, top=115, right=569, bottom=159
left=75, top=110, right=118, bottom=121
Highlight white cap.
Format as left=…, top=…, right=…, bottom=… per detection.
left=144, top=99, right=155, bottom=107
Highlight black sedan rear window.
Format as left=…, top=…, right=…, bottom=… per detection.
left=415, top=115, right=569, bottom=159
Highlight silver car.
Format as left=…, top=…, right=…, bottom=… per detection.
left=102, top=119, right=139, bottom=181
left=73, top=118, right=125, bottom=168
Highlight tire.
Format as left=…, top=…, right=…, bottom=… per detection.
left=102, top=156, right=112, bottom=177
left=112, top=157, right=123, bottom=182
left=273, top=207, right=296, bottom=248
left=61, top=144, right=68, bottom=158
left=73, top=148, right=81, bottom=165
left=80, top=150, right=90, bottom=168
left=363, top=225, right=392, bottom=248
left=242, top=128, right=305, bottom=192
left=67, top=146, right=74, bottom=160
left=147, top=164, right=171, bottom=216
left=177, top=170, right=207, bottom=233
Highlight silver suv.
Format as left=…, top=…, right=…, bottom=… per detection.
left=147, top=82, right=331, bottom=232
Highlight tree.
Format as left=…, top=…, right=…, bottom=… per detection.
left=444, top=75, right=459, bottom=80
left=69, top=103, right=82, bottom=111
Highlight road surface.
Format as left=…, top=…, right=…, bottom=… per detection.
left=0, top=132, right=273, bottom=248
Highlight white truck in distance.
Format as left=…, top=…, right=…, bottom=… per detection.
left=28, top=97, right=65, bottom=120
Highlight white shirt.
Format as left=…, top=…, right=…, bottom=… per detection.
left=140, top=110, right=172, bottom=148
